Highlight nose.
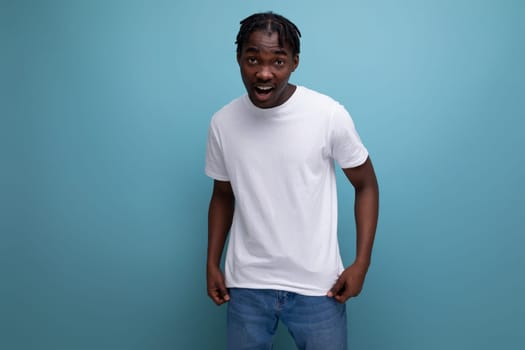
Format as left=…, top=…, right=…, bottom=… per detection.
left=256, top=65, right=273, bottom=80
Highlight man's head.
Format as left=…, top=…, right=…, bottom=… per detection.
left=235, top=12, right=302, bottom=109
left=235, top=12, right=301, bottom=57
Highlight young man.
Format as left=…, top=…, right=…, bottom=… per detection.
left=205, top=12, right=379, bottom=350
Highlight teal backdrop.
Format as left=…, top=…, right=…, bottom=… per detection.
left=1, top=0, right=524, bottom=349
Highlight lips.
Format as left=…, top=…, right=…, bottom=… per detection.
left=254, top=85, right=274, bottom=95
left=249, top=83, right=279, bottom=107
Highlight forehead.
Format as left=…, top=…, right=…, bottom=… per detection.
left=242, top=30, right=293, bottom=55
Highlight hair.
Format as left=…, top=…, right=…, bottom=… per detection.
left=235, top=12, right=302, bottom=56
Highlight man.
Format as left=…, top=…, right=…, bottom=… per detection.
left=205, top=12, right=379, bottom=350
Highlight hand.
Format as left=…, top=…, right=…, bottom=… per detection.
left=327, top=262, right=368, bottom=303
left=207, top=265, right=230, bottom=305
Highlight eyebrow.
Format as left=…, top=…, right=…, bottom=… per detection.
left=245, top=47, right=288, bottom=56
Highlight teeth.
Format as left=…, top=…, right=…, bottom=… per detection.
left=256, top=86, right=272, bottom=91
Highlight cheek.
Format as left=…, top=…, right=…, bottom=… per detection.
left=240, top=65, right=254, bottom=77
left=276, top=71, right=292, bottom=83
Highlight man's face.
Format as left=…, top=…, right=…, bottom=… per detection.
left=237, top=30, right=299, bottom=109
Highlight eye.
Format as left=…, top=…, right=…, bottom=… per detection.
left=247, top=57, right=258, bottom=64
left=275, top=59, right=285, bottom=66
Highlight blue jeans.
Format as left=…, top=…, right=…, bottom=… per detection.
left=227, top=288, right=347, bottom=350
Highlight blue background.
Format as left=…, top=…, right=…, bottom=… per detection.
left=1, top=0, right=524, bottom=349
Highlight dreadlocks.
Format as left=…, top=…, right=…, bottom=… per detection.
left=235, top=12, right=302, bottom=56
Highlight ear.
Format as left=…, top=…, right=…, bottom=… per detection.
left=292, top=54, right=300, bottom=72
left=237, top=52, right=241, bottom=65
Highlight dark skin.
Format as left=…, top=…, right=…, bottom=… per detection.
left=207, top=29, right=379, bottom=305
left=207, top=179, right=234, bottom=305
left=327, top=158, right=379, bottom=303
left=236, top=30, right=299, bottom=109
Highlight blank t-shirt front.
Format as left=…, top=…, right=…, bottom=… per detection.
left=206, top=86, right=368, bottom=296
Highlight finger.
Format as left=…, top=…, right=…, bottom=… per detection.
left=336, top=283, right=360, bottom=303
left=219, top=287, right=230, bottom=302
left=327, top=278, right=344, bottom=297
left=208, top=286, right=230, bottom=304
left=208, top=289, right=226, bottom=305
left=334, top=285, right=354, bottom=303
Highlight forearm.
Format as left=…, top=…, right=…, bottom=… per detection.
left=207, top=192, right=234, bottom=268
left=329, top=166, right=379, bottom=301
left=353, top=182, right=379, bottom=267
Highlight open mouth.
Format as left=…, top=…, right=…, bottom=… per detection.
left=254, top=86, right=274, bottom=96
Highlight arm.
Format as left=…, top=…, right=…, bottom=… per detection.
left=207, top=180, right=235, bottom=305
left=328, top=157, right=379, bottom=303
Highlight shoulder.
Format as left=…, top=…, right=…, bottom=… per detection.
left=210, top=94, right=247, bottom=126
left=298, top=86, right=342, bottom=108
left=297, top=86, right=346, bottom=114
left=300, top=86, right=338, bottom=102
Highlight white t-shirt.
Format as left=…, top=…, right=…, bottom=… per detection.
left=205, top=86, right=368, bottom=296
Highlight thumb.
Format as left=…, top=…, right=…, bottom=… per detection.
left=327, top=277, right=344, bottom=297
left=219, top=285, right=230, bottom=301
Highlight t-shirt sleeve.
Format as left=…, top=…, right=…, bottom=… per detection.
left=329, top=103, right=369, bottom=169
left=205, top=120, right=230, bottom=181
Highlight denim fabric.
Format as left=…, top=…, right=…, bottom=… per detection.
left=227, top=288, right=347, bottom=350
